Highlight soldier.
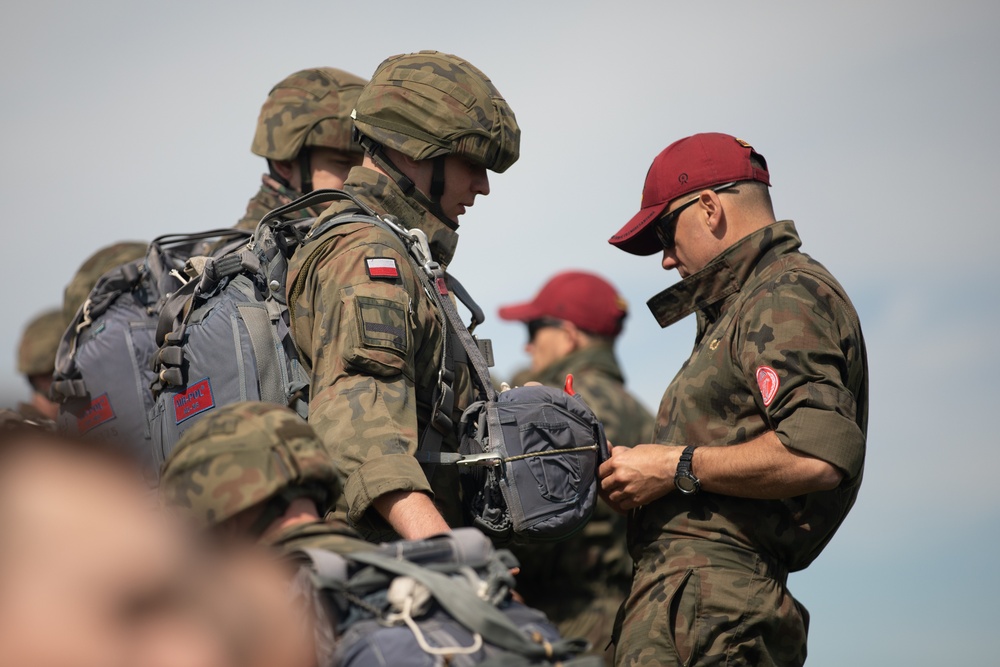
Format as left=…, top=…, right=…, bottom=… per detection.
left=600, top=133, right=868, bottom=666
left=160, top=401, right=372, bottom=667
left=0, top=425, right=235, bottom=667
left=287, top=51, right=520, bottom=541
left=497, top=271, right=653, bottom=664
left=63, top=241, right=148, bottom=323
left=237, top=67, right=367, bottom=231
left=15, top=308, right=64, bottom=421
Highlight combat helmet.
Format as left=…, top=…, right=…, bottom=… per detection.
left=17, top=308, right=65, bottom=380
left=352, top=50, right=521, bottom=227
left=160, top=402, right=340, bottom=534
left=251, top=67, right=368, bottom=193
left=63, top=242, right=147, bottom=323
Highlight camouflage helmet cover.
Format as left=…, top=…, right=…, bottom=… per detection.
left=352, top=51, right=520, bottom=173
left=63, top=242, right=147, bottom=323
left=251, top=67, right=368, bottom=161
left=160, top=402, right=340, bottom=528
left=17, top=308, right=65, bottom=377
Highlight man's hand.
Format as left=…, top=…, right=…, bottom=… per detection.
left=598, top=444, right=680, bottom=513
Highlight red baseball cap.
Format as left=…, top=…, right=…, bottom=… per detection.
left=498, top=271, right=628, bottom=337
left=608, top=133, right=770, bottom=256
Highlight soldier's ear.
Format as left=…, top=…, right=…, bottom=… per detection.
left=702, top=191, right=726, bottom=236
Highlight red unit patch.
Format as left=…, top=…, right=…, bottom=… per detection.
left=756, top=366, right=780, bottom=407
left=78, top=394, right=115, bottom=433
left=365, top=257, right=399, bottom=279
left=174, top=378, right=216, bottom=424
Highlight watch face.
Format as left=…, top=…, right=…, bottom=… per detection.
left=676, top=474, right=699, bottom=494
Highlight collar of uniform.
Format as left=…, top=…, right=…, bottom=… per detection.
left=535, top=342, right=625, bottom=386
left=647, top=220, right=802, bottom=329
left=335, top=167, right=461, bottom=268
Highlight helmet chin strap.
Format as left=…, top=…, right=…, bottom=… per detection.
left=297, top=147, right=313, bottom=195
left=358, top=135, right=457, bottom=231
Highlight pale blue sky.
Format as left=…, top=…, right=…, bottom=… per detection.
left=2, top=1, right=997, bottom=663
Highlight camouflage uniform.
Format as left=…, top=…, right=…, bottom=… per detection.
left=15, top=309, right=65, bottom=423
left=286, top=51, right=519, bottom=543
left=235, top=173, right=325, bottom=231
left=615, top=221, right=868, bottom=666
left=513, top=343, right=654, bottom=664
left=287, top=167, right=473, bottom=542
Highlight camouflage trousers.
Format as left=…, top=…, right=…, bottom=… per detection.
left=613, top=539, right=808, bottom=667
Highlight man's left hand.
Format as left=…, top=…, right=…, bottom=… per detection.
left=598, top=444, right=679, bottom=513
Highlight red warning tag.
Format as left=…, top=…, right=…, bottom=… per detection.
left=365, top=257, right=399, bottom=279
left=78, top=394, right=115, bottom=433
left=756, top=366, right=780, bottom=407
left=174, top=378, right=215, bottom=424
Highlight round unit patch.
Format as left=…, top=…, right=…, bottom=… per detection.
left=756, top=366, right=780, bottom=407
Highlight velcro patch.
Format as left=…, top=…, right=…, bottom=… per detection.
left=174, top=377, right=216, bottom=424
left=356, top=296, right=408, bottom=355
left=78, top=393, right=115, bottom=433
left=365, top=257, right=399, bottom=280
left=756, top=366, right=780, bottom=407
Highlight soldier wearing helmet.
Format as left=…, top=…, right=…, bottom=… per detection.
left=237, top=67, right=368, bottom=230
left=15, top=308, right=65, bottom=421
left=160, top=401, right=369, bottom=556
left=287, top=51, right=520, bottom=542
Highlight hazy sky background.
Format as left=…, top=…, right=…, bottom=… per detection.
left=2, top=1, right=998, bottom=663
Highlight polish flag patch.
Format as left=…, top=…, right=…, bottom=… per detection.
left=756, top=366, right=780, bottom=407
left=366, top=257, right=399, bottom=279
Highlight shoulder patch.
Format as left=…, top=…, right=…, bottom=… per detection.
left=365, top=257, right=399, bottom=280
left=174, top=377, right=216, bottom=424
left=78, top=393, right=116, bottom=433
left=756, top=366, right=780, bottom=407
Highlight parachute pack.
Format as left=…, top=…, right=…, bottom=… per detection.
left=51, top=230, right=249, bottom=475
left=296, top=527, right=600, bottom=667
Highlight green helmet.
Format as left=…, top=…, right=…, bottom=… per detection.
left=160, top=402, right=340, bottom=530
left=352, top=51, right=520, bottom=173
left=251, top=67, right=368, bottom=162
left=17, top=308, right=64, bottom=378
left=63, top=242, right=147, bottom=323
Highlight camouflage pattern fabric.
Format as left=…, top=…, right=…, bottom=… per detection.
left=17, top=308, right=64, bottom=377
left=511, top=343, right=653, bottom=665
left=252, top=67, right=367, bottom=161
left=63, top=242, right=147, bottom=323
left=266, top=518, right=374, bottom=557
left=615, top=221, right=867, bottom=666
left=616, top=539, right=808, bottom=667
left=235, top=174, right=323, bottom=231
left=287, top=166, right=473, bottom=542
left=353, top=51, right=520, bottom=173
left=160, top=402, right=342, bottom=529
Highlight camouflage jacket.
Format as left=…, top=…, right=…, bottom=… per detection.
left=532, top=343, right=653, bottom=449
left=287, top=167, right=472, bottom=542
left=235, top=174, right=322, bottom=231
left=634, top=221, right=868, bottom=572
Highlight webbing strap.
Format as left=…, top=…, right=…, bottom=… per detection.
left=236, top=303, right=285, bottom=405
left=328, top=549, right=575, bottom=661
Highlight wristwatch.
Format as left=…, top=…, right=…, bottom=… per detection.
left=674, top=445, right=701, bottom=495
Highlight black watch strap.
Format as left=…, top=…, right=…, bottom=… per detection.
left=674, top=445, right=701, bottom=495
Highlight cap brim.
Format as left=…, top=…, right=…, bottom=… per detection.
left=497, top=302, right=547, bottom=323
left=608, top=202, right=669, bottom=256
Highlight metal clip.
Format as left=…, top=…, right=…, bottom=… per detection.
left=455, top=452, right=503, bottom=467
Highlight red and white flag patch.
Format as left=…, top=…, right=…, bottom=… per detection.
left=756, top=366, right=780, bottom=407
left=365, top=257, right=399, bottom=279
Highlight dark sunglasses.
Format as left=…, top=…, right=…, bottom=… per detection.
left=526, top=318, right=564, bottom=342
left=654, top=181, right=738, bottom=250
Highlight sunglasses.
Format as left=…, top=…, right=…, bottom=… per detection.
left=654, top=181, right=738, bottom=250
left=526, top=318, right=564, bottom=342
